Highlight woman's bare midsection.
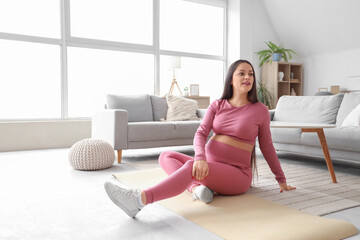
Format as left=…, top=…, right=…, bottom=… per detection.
left=210, top=134, right=254, bottom=152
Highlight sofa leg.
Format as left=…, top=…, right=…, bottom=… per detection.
left=117, top=150, right=122, bottom=164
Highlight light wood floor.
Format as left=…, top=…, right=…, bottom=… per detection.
left=0, top=146, right=359, bottom=240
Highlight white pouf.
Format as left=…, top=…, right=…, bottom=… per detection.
left=69, top=138, right=115, bottom=170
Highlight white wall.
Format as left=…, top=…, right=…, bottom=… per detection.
left=228, top=0, right=280, bottom=76
left=249, top=0, right=281, bottom=75
left=0, top=121, right=91, bottom=152
left=262, top=0, right=360, bottom=58
left=300, top=49, right=360, bottom=96
left=261, top=0, right=360, bottom=95
left=227, top=0, right=240, bottom=65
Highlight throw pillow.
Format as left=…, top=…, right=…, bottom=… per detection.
left=150, top=95, right=168, bottom=121
left=341, top=103, right=360, bottom=127
left=163, top=95, right=200, bottom=121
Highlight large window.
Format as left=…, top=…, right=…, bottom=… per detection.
left=0, top=40, right=61, bottom=119
left=160, top=0, right=224, bottom=55
left=70, top=0, right=153, bottom=45
left=0, top=0, right=227, bottom=120
left=160, top=56, right=224, bottom=98
left=67, top=47, right=154, bottom=118
left=0, top=0, right=60, bottom=38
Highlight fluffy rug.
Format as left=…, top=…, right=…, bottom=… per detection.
left=250, top=159, right=360, bottom=215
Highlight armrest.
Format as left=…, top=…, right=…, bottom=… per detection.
left=269, top=109, right=276, bottom=121
left=92, top=109, right=128, bottom=150
left=196, top=109, right=207, bottom=118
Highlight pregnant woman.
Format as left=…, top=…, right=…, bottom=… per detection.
left=104, top=59, right=296, bottom=218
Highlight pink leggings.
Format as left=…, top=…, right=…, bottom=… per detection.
left=143, top=147, right=252, bottom=204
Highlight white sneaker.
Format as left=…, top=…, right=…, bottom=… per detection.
left=104, top=182, right=143, bottom=218
left=192, top=185, right=214, bottom=203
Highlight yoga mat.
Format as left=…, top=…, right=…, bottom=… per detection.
left=113, top=169, right=358, bottom=240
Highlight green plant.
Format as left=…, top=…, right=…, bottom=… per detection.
left=255, top=41, right=296, bottom=67
left=183, top=87, right=189, bottom=91
left=257, top=81, right=273, bottom=108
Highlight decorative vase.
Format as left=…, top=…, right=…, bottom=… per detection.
left=291, top=88, right=297, bottom=96
left=183, top=91, right=189, bottom=96
left=278, top=72, right=284, bottom=81
left=273, top=53, right=282, bottom=61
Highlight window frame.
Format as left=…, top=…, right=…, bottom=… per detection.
left=0, top=0, right=228, bottom=121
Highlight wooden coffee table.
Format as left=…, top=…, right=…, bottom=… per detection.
left=270, top=121, right=337, bottom=183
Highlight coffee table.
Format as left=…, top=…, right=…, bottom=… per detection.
left=270, top=121, right=337, bottom=183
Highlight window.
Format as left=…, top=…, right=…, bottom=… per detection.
left=67, top=47, right=154, bottom=118
left=160, top=0, right=224, bottom=55
left=0, top=0, right=227, bottom=120
left=0, top=0, right=60, bottom=38
left=0, top=40, right=61, bottom=119
left=70, top=0, right=153, bottom=45
left=160, top=56, right=224, bottom=99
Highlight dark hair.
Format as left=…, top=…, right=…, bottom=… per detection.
left=220, top=59, right=258, bottom=178
left=220, top=59, right=258, bottom=103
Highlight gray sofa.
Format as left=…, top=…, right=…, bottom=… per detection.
left=92, top=94, right=206, bottom=163
left=269, top=93, right=360, bottom=164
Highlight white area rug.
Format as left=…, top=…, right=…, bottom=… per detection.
left=249, top=159, right=360, bottom=215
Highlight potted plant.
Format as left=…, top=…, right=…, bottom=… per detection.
left=257, top=81, right=273, bottom=109
left=255, top=41, right=296, bottom=67
left=183, top=86, right=189, bottom=96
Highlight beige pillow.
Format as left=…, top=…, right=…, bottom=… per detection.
left=163, top=95, right=200, bottom=121
left=341, top=103, right=360, bottom=127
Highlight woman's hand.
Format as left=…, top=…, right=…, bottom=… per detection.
left=279, top=182, right=296, bottom=193
left=192, top=160, right=209, bottom=181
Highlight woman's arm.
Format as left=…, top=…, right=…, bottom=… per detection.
left=258, top=106, right=287, bottom=183
left=192, top=100, right=218, bottom=181
left=258, top=105, right=296, bottom=191
left=193, top=100, right=218, bottom=161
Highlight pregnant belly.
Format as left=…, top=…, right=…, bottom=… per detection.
left=205, top=139, right=251, bottom=169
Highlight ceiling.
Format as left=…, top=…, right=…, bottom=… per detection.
left=261, top=0, right=360, bottom=57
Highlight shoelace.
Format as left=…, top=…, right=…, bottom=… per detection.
left=113, top=186, right=140, bottom=199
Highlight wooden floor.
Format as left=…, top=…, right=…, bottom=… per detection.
left=0, top=146, right=359, bottom=240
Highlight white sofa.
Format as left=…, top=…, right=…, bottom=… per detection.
left=269, top=93, right=360, bottom=164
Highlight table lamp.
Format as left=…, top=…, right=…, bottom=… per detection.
left=168, top=56, right=182, bottom=95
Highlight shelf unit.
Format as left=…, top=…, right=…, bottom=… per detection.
left=260, top=62, right=303, bottom=109
left=185, top=96, right=210, bottom=109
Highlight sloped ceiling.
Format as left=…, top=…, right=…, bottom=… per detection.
left=261, top=0, right=360, bottom=57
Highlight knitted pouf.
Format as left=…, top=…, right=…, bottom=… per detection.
left=69, top=138, right=115, bottom=170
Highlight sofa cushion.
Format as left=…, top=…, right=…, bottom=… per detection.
left=270, top=128, right=302, bottom=145
left=273, top=95, right=344, bottom=124
left=300, top=127, right=360, bottom=152
left=172, top=121, right=201, bottom=139
left=336, top=92, right=360, bottom=126
left=165, top=95, right=200, bottom=121
left=150, top=95, right=168, bottom=121
left=128, top=121, right=200, bottom=141
left=341, top=103, right=360, bottom=127
left=128, top=122, right=175, bottom=141
left=107, top=94, right=153, bottom=122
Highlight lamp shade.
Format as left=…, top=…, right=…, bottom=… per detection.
left=167, top=56, right=181, bottom=69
